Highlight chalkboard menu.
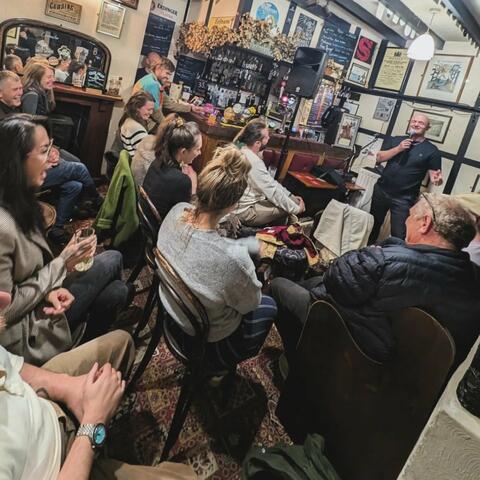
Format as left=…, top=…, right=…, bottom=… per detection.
left=141, top=13, right=175, bottom=57
left=173, top=55, right=206, bottom=89
left=317, top=21, right=358, bottom=67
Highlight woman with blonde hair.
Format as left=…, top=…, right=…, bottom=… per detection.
left=157, top=145, right=277, bottom=369
left=21, top=62, right=56, bottom=115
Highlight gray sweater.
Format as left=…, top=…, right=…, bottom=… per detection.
left=157, top=203, right=262, bottom=342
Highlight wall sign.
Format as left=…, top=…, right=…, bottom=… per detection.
left=374, top=47, right=410, bottom=92
left=317, top=21, right=358, bottom=68
left=173, top=55, right=206, bottom=89
left=354, top=36, right=377, bottom=65
left=45, top=0, right=82, bottom=25
left=97, top=0, right=126, bottom=38
left=208, top=16, right=235, bottom=29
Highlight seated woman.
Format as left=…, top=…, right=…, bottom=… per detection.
left=119, top=91, right=155, bottom=158
left=0, top=114, right=132, bottom=366
left=20, top=64, right=103, bottom=244
left=157, top=145, right=277, bottom=369
left=143, top=114, right=201, bottom=219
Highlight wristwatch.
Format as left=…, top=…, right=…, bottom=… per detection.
left=76, top=423, right=107, bottom=449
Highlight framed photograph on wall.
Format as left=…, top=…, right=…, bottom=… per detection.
left=406, top=109, right=452, bottom=144
left=45, top=0, right=82, bottom=25
left=373, top=96, right=396, bottom=122
left=97, top=0, right=126, bottom=38
left=334, top=112, right=362, bottom=149
left=354, top=36, right=377, bottom=65
left=348, top=63, right=369, bottom=85
left=289, top=6, right=323, bottom=48
left=114, top=0, right=138, bottom=9
left=374, top=48, right=410, bottom=92
left=417, top=55, right=474, bottom=103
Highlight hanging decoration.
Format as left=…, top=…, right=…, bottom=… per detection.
left=177, top=14, right=300, bottom=61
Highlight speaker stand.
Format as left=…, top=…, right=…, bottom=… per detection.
left=275, top=97, right=303, bottom=181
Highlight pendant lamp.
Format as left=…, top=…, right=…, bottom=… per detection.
left=407, top=8, right=439, bottom=61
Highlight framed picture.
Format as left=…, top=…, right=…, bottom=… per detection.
left=97, top=0, right=126, bottom=38
left=343, top=101, right=359, bottom=115
left=334, top=112, right=362, bottom=149
left=348, top=63, right=369, bottom=85
left=417, top=54, right=474, bottom=103
left=289, top=6, right=323, bottom=48
left=45, top=0, right=82, bottom=25
left=406, top=109, right=452, bottom=144
left=374, top=48, right=410, bottom=92
left=113, top=0, right=138, bottom=9
left=373, top=97, right=396, bottom=122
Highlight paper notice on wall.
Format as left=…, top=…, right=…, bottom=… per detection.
left=351, top=136, right=383, bottom=172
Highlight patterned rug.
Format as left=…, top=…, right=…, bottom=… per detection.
left=107, top=267, right=292, bottom=479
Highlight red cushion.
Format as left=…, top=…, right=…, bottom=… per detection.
left=289, top=153, right=319, bottom=172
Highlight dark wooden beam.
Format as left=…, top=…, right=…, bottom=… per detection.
left=442, top=0, right=480, bottom=48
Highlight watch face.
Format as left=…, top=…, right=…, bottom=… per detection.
left=93, top=424, right=107, bottom=446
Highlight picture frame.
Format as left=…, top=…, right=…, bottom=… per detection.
left=373, top=96, right=396, bottom=122
left=374, top=47, right=410, bottom=92
left=348, top=62, right=369, bottom=86
left=289, top=6, right=323, bottom=48
left=406, top=109, right=452, bottom=144
left=334, top=112, right=362, bottom=149
left=354, top=36, right=377, bottom=65
left=97, top=0, right=126, bottom=39
left=417, top=54, right=474, bottom=103
left=343, top=101, right=359, bottom=115
left=45, top=0, right=82, bottom=25
left=113, top=0, right=138, bottom=9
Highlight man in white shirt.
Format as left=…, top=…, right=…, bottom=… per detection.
left=234, top=119, right=305, bottom=226
left=0, top=311, right=196, bottom=480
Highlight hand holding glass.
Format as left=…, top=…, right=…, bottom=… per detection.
left=74, top=227, right=96, bottom=272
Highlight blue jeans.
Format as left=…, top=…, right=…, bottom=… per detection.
left=43, top=154, right=97, bottom=227
left=63, top=250, right=129, bottom=341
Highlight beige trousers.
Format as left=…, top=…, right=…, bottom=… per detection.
left=42, top=330, right=197, bottom=480
left=237, top=200, right=288, bottom=227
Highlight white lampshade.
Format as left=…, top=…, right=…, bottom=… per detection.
left=407, top=33, right=435, bottom=60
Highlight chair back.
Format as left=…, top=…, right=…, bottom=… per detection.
left=137, top=187, right=162, bottom=270
left=277, top=300, right=455, bottom=480
left=289, top=153, right=319, bottom=173
left=153, top=247, right=209, bottom=365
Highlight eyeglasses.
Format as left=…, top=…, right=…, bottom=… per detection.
left=420, top=192, right=437, bottom=225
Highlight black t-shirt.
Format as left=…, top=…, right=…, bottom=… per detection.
left=378, top=136, right=441, bottom=196
left=143, top=162, right=192, bottom=219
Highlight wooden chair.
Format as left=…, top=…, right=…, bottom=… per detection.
left=277, top=301, right=455, bottom=480
left=154, top=247, right=234, bottom=461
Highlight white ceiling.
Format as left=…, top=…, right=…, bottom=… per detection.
left=465, top=0, right=480, bottom=23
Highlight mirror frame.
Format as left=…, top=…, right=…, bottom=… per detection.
left=0, top=18, right=112, bottom=91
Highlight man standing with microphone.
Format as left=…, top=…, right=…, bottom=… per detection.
left=368, top=113, right=443, bottom=242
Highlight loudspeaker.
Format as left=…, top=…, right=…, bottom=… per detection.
left=285, top=47, right=328, bottom=99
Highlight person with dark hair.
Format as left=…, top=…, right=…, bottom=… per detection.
left=157, top=145, right=276, bottom=368
left=66, top=60, right=86, bottom=86
left=143, top=113, right=202, bottom=218
left=133, top=55, right=203, bottom=124
left=118, top=91, right=154, bottom=157
left=3, top=54, right=23, bottom=75
left=0, top=114, right=132, bottom=366
left=234, top=118, right=305, bottom=226
left=271, top=193, right=480, bottom=369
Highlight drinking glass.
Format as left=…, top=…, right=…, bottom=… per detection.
left=74, top=227, right=95, bottom=272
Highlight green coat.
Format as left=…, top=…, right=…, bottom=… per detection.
left=94, top=150, right=139, bottom=247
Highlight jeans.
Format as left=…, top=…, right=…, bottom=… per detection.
left=43, top=155, right=98, bottom=227
left=63, top=250, right=129, bottom=341
left=269, top=276, right=323, bottom=362
left=368, top=183, right=416, bottom=243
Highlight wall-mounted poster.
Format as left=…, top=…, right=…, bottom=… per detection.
left=289, top=6, right=323, bottom=48
left=45, top=0, right=82, bottom=25
left=348, top=63, right=369, bottom=85
left=96, top=0, right=125, bottom=38
left=334, top=112, right=362, bottom=149
left=374, top=48, right=410, bottom=92
left=373, top=97, right=396, bottom=122
left=317, top=21, right=358, bottom=68
left=250, top=0, right=290, bottom=34
left=354, top=36, right=377, bottom=65
left=417, top=55, right=474, bottom=103
left=406, top=109, right=452, bottom=144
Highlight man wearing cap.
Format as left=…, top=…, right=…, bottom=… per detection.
left=369, top=113, right=443, bottom=242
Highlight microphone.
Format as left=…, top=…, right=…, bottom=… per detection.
left=407, top=129, right=416, bottom=139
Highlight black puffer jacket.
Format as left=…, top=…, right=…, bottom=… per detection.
left=310, top=237, right=480, bottom=366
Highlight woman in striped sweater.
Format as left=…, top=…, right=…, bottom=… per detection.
left=118, top=91, right=154, bottom=157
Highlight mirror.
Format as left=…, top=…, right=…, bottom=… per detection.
left=1, top=19, right=111, bottom=90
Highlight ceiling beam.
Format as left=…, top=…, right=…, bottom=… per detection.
left=379, top=0, right=445, bottom=49
left=441, top=0, right=480, bottom=47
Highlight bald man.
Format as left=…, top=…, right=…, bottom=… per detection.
left=368, top=113, right=443, bottom=242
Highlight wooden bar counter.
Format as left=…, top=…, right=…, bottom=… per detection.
left=185, top=112, right=350, bottom=181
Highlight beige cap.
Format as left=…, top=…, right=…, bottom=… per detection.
left=454, top=193, right=480, bottom=217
